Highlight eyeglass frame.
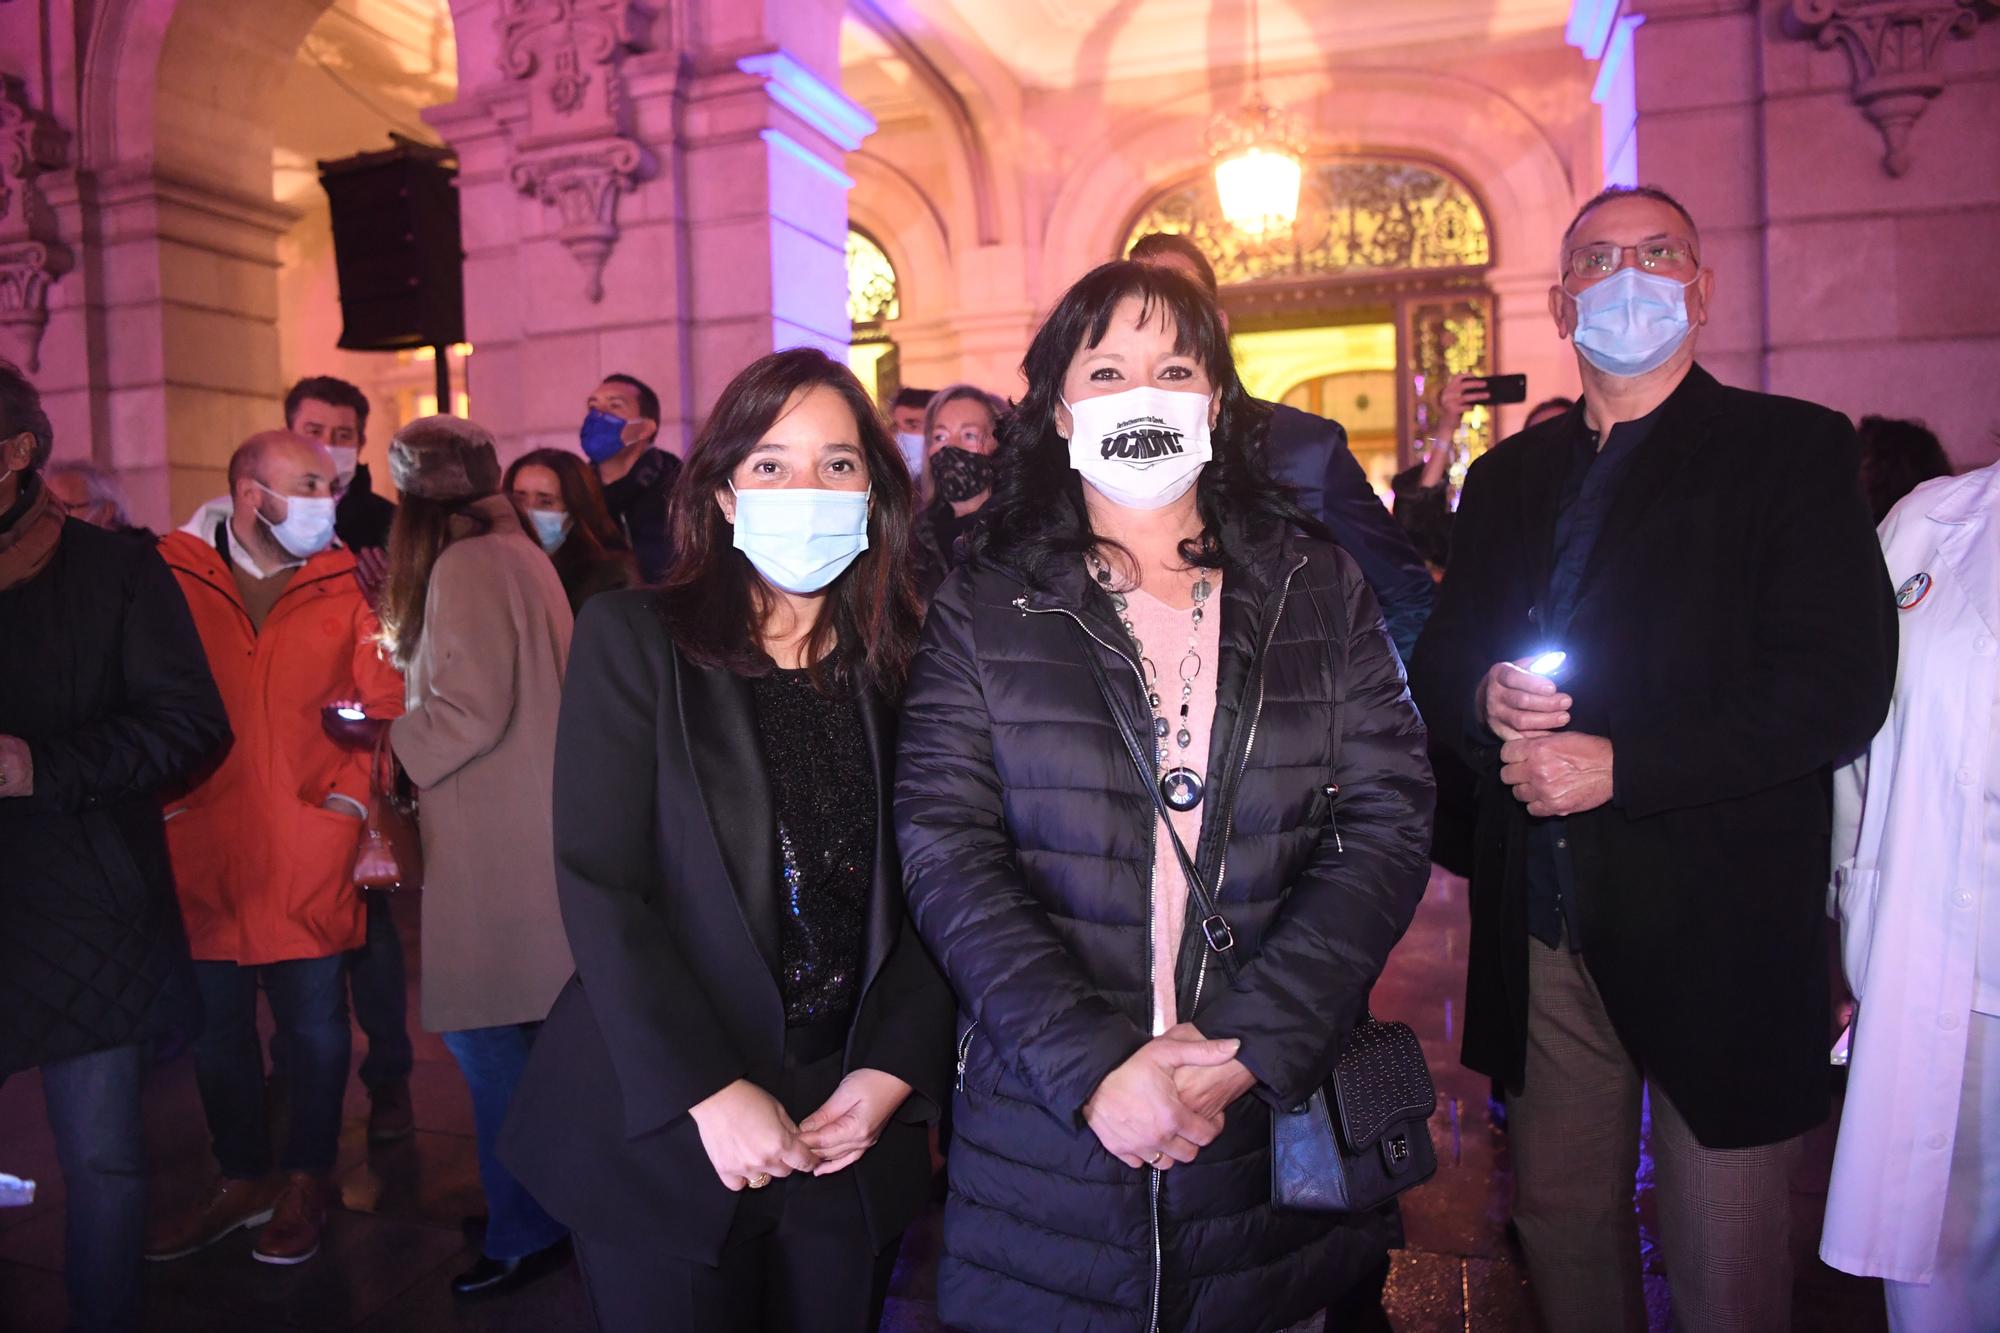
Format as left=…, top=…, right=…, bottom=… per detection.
left=1559, top=236, right=1702, bottom=287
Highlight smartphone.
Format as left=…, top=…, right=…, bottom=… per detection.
left=1525, top=650, right=1568, bottom=678
left=1469, top=373, right=1528, bottom=405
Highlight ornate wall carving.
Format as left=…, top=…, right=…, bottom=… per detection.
left=1788, top=0, right=1991, bottom=176
left=0, top=76, right=71, bottom=371
left=495, top=0, right=646, bottom=301
left=1122, top=159, right=1492, bottom=287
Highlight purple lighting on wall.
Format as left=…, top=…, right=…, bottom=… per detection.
left=736, top=51, right=877, bottom=151
left=1567, top=0, right=1645, bottom=188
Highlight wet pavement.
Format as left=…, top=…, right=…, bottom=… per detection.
left=0, top=870, right=1888, bottom=1331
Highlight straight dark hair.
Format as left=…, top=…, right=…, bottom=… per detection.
left=973, top=260, right=1313, bottom=585
left=657, top=347, right=922, bottom=698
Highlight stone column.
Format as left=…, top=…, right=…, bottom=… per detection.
left=428, top=0, right=867, bottom=460
left=1569, top=0, right=2000, bottom=459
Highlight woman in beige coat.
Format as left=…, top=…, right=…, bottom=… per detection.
left=381, top=416, right=576, bottom=1301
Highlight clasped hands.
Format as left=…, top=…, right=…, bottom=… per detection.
left=1477, top=658, right=1614, bottom=818
left=1082, top=1024, right=1256, bottom=1170
left=688, top=1068, right=912, bottom=1192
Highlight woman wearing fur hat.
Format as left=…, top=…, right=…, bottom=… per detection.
left=380, top=416, right=578, bottom=1300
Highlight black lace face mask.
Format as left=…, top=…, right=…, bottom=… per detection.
left=929, top=446, right=995, bottom=503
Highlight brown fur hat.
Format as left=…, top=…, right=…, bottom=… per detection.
left=388, top=415, right=501, bottom=501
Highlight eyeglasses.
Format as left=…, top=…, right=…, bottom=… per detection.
left=1564, top=238, right=1699, bottom=282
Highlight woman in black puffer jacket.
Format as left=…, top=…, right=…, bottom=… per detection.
left=895, top=261, right=1435, bottom=1333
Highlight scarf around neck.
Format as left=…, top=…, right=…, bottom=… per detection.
left=0, top=474, right=63, bottom=592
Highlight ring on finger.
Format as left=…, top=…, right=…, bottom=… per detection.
left=748, top=1173, right=772, bottom=1189
left=1147, top=1150, right=1164, bottom=1165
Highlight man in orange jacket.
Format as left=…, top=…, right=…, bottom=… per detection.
left=145, top=430, right=403, bottom=1268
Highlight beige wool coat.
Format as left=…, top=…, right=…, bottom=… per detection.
left=391, top=498, right=576, bottom=1032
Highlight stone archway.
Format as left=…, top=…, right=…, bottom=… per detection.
left=24, top=0, right=869, bottom=528
left=1035, top=64, right=1584, bottom=442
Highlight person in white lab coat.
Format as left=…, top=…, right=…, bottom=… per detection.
left=1823, top=460, right=2000, bottom=1332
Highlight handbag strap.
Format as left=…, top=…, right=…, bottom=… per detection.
left=369, top=727, right=397, bottom=796
left=1072, top=620, right=1245, bottom=987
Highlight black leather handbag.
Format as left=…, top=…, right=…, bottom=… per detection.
left=1075, top=610, right=1438, bottom=1215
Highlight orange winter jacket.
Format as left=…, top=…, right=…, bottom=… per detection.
left=160, top=527, right=404, bottom=964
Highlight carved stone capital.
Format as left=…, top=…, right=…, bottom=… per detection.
left=0, top=78, right=70, bottom=370
left=498, top=0, right=637, bottom=117
left=510, top=138, right=644, bottom=301
left=1788, top=0, right=1989, bottom=176
left=0, top=75, right=69, bottom=234
left=0, top=241, right=72, bottom=372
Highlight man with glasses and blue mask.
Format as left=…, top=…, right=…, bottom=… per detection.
left=1409, top=185, right=1898, bottom=1331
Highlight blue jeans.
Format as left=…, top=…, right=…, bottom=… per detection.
left=269, top=895, right=412, bottom=1093
left=10, top=1043, right=148, bottom=1332
left=192, top=956, right=350, bottom=1177
left=440, top=1024, right=567, bottom=1261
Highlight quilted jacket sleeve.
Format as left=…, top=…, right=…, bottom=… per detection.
left=1195, top=555, right=1435, bottom=1109
left=24, top=540, right=231, bottom=814
left=896, top=573, right=1149, bottom=1124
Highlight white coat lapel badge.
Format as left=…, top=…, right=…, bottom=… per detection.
left=1895, top=571, right=1932, bottom=611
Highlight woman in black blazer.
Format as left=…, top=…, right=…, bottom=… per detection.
left=499, top=348, right=952, bottom=1332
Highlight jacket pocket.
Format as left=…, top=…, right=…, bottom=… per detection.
left=1831, top=864, right=1881, bottom=997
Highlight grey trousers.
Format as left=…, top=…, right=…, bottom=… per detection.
left=1507, top=934, right=1802, bottom=1333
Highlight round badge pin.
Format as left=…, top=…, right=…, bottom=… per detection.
left=1895, top=572, right=1932, bottom=610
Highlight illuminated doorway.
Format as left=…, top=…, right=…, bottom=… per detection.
left=846, top=225, right=902, bottom=406
left=1124, top=158, right=1498, bottom=485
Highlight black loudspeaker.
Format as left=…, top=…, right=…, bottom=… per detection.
left=319, top=135, right=465, bottom=353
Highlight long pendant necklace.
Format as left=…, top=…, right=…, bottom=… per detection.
left=1088, top=551, right=1212, bottom=812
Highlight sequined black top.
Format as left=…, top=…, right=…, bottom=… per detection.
left=749, top=666, right=875, bottom=1028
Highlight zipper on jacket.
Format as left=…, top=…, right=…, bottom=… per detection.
left=1014, top=593, right=1165, bottom=1333
left=1186, top=555, right=1306, bottom=1021
left=955, top=1020, right=980, bottom=1093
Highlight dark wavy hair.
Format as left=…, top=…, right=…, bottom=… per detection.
left=503, top=447, right=630, bottom=572
left=656, top=347, right=922, bottom=698
left=972, top=260, right=1312, bottom=585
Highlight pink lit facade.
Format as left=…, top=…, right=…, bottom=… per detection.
left=0, top=0, right=1994, bottom=533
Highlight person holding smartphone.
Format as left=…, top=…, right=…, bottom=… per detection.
left=1409, top=184, right=1897, bottom=1331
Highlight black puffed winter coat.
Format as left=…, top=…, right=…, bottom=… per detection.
left=896, top=523, right=1434, bottom=1333
left=1, top=514, right=230, bottom=1076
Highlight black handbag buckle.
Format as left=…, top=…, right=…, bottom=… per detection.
left=1201, top=915, right=1235, bottom=953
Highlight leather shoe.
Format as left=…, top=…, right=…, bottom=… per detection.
left=452, top=1236, right=571, bottom=1299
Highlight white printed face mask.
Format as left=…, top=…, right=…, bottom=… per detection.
left=1063, top=386, right=1213, bottom=511
left=729, top=484, right=871, bottom=594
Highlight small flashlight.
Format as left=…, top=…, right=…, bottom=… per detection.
left=333, top=706, right=368, bottom=722
left=1525, top=650, right=1568, bottom=678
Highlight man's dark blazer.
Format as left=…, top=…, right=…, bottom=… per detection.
left=498, top=591, right=953, bottom=1262
left=1264, top=401, right=1435, bottom=662
left=1408, top=365, right=1897, bottom=1150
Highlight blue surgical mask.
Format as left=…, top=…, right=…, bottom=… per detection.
left=729, top=484, right=870, bottom=594
left=528, top=509, right=571, bottom=554
left=1570, top=266, right=1696, bottom=378
left=580, top=408, right=628, bottom=464
left=895, top=432, right=927, bottom=476
left=254, top=482, right=337, bottom=558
